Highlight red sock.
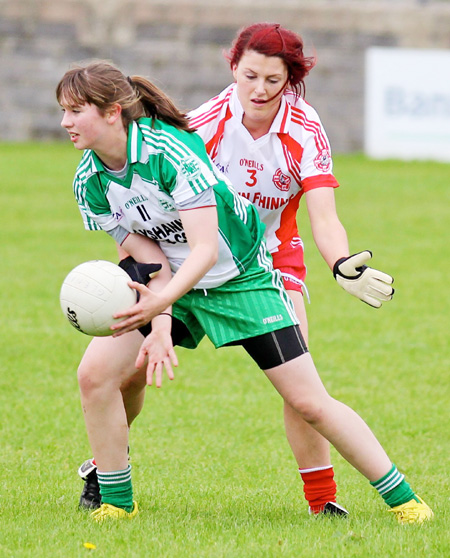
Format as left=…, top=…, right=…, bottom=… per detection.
left=299, top=466, right=337, bottom=514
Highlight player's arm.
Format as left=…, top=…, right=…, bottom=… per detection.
left=132, top=205, right=218, bottom=316
left=111, top=233, right=174, bottom=334
left=113, top=201, right=219, bottom=330
left=115, top=233, right=179, bottom=387
left=105, top=226, right=167, bottom=290
left=116, top=206, right=218, bottom=323
left=161, top=205, right=219, bottom=299
left=133, top=206, right=218, bottom=386
left=305, top=187, right=349, bottom=269
left=305, top=187, right=394, bottom=308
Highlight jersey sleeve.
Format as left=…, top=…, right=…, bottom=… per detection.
left=289, top=99, right=340, bottom=192
left=175, top=186, right=217, bottom=210
left=299, top=128, right=339, bottom=192
left=301, top=173, right=339, bottom=192
left=73, top=170, right=116, bottom=232
left=173, top=155, right=218, bottom=205
left=188, top=85, right=234, bottom=157
left=188, top=100, right=219, bottom=144
left=158, top=129, right=219, bottom=206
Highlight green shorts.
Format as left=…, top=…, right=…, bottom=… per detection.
left=172, top=250, right=299, bottom=349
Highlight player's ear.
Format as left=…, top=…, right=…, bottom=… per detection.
left=106, top=103, right=122, bottom=123
left=232, top=63, right=238, bottom=82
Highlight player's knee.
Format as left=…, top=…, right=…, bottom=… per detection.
left=77, top=360, right=108, bottom=396
left=77, top=363, right=95, bottom=395
left=288, top=396, right=327, bottom=425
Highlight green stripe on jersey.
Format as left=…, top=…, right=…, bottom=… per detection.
left=139, top=120, right=219, bottom=196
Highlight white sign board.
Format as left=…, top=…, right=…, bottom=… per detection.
left=365, top=47, right=450, bottom=162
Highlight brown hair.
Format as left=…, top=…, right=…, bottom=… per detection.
left=56, top=60, right=195, bottom=132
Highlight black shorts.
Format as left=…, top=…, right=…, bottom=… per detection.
left=140, top=320, right=308, bottom=371
left=229, top=325, right=309, bottom=370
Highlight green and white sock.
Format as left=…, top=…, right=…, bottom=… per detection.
left=97, top=464, right=133, bottom=512
left=370, top=464, right=418, bottom=507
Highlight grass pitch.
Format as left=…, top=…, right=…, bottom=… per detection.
left=0, top=143, right=448, bottom=557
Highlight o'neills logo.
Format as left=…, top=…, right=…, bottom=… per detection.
left=272, top=169, right=291, bottom=192
left=263, top=314, right=284, bottom=325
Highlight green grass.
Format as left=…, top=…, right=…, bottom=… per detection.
left=0, top=143, right=448, bottom=557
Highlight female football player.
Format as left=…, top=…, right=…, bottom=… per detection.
left=56, top=60, right=432, bottom=524
left=188, top=22, right=395, bottom=514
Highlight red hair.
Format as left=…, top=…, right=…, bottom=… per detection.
left=226, top=23, right=316, bottom=98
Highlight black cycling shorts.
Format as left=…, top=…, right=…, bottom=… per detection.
left=233, top=325, right=309, bottom=370
left=139, top=322, right=308, bottom=370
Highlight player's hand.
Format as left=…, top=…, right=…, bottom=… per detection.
left=119, top=256, right=162, bottom=285
left=111, top=282, right=169, bottom=336
left=135, top=329, right=178, bottom=387
left=333, top=251, right=394, bottom=308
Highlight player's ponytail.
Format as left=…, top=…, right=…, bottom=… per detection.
left=56, top=60, right=195, bottom=133
left=128, top=76, right=195, bottom=132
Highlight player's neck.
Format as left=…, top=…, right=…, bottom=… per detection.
left=242, top=113, right=276, bottom=140
left=95, top=131, right=128, bottom=171
left=242, top=119, right=271, bottom=140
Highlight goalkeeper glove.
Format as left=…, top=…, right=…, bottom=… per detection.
left=119, top=256, right=162, bottom=285
left=333, top=250, right=394, bottom=308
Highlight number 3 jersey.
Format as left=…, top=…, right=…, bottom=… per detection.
left=189, top=84, right=339, bottom=254
left=72, top=117, right=266, bottom=290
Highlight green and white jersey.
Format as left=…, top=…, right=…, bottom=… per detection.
left=73, top=118, right=266, bottom=289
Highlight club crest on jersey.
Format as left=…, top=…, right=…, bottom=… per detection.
left=180, top=157, right=201, bottom=179
left=314, top=149, right=332, bottom=172
left=158, top=196, right=176, bottom=212
left=272, top=169, right=291, bottom=192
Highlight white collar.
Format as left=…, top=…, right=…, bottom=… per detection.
left=229, top=84, right=292, bottom=135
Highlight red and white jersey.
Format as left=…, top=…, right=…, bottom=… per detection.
left=189, top=83, right=339, bottom=254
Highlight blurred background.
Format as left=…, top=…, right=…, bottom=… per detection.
left=1, top=0, right=449, bottom=158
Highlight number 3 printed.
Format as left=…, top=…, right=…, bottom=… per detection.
left=245, top=169, right=257, bottom=187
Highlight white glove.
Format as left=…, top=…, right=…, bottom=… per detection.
left=333, top=251, right=394, bottom=308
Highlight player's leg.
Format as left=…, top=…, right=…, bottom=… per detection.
left=78, top=366, right=145, bottom=510
left=273, top=248, right=343, bottom=513
left=261, top=339, right=432, bottom=523
left=283, top=290, right=343, bottom=514
left=283, top=291, right=320, bottom=469
left=266, top=351, right=391, bottom=478
left=78, top=333, right=142, bottom=471
left=121, top=367, right=147, bottom=426
left=78, top=316, right=192, bottom=520
left=77, top=330, right=144, bottom=520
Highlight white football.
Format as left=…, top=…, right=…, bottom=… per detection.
left=60, top=260, right=137, bottom=336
